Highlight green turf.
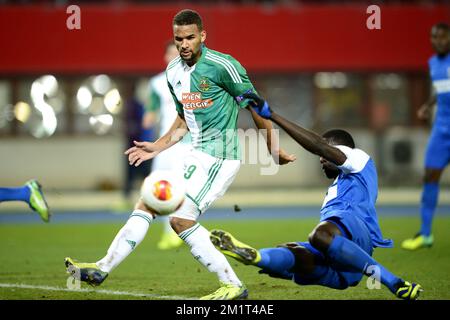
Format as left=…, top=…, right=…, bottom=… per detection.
left=0, top=217, right=449, bottom=300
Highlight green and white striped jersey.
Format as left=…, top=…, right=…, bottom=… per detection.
left=166, top=46, right=256, bottom=160
left=146, top=72, right=191, bottom=145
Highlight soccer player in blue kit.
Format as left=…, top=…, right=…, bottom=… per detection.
left=210, top=93, right=423, bottom=300
left=402, top=23, right=450, bottom=251
left=0, top=180, right=50, bottom=222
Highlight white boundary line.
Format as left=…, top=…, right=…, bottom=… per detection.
left=0, top=283, right=196, bottom=300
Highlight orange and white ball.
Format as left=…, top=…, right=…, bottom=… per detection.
left=141, top=170, right=186, bottom=215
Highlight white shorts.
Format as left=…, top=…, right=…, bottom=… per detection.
left=152, top=142, right=191, bottom=173
left=170, top=149, right=241, bottom=221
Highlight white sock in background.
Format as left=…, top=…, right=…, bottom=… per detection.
left=96, top=209, right=153, bottom=273
left=180, top=223, right=242, bottom=287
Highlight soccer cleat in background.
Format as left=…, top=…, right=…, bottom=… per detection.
left=64, top=257, right=108, bottom=287
left=395, top=281, right=423, bottom=300
left=26, top=180, right=51, bottom=223
left=210, top=229, right=261, bottom=265
left=200, top=281, right=248, bottom=300
left=401, top=233, right=434, bottom=250
left=157, top=231, right=184, bottom=250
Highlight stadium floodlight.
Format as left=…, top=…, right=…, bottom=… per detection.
left=92, top=74, right=111, bottom=95
left=14, top=101, right=31, bottom=123
left=104, top=88, right=122, bottom=114
left=76, top=86, right=93, bottom=111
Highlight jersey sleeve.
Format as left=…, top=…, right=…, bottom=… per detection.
left=145, top=80, right=161, bottom=113
left=335, top=145, right=370, bottom=174
left=217, top=56, right=257, bottom=108
left=166, top=75, right=184, bottom=116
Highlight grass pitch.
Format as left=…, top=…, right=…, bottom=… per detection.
left=0, top=216, right=449, bottom=300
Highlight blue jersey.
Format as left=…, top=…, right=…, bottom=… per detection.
left=320, top=145, right=393, bottom=248
left=429, top=53, right=450, bottom=128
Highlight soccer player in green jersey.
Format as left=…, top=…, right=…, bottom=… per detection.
left=65, top=9, right=295, bottom=300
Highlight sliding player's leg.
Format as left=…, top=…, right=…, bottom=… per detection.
left=309, top=216, right=422, bottom=300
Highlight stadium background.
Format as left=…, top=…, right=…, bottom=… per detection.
left=0, top=0, right=450, bottom=300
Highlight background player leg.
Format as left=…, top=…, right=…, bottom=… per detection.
left=157, top=215, right=183, bottom=250
left=402, top=168, right=442, bottom=250
left=420, top=169, right=441, bottom=237
left=0, top=185, right=30, bottom=203
left=0, top=180, right=50, bottom=222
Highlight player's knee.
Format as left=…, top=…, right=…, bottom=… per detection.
left=134, top=200, right=146, bottom=211
left=134, top=200, right=156, bottom=218
left=169, top=217, right=181, bottom=233
left=424, top=169, right=442, bottom=183
left=309, top=229, right=333, bottom=253
left=169, top=217, right=195, bottom=234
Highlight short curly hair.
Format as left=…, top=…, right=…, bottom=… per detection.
left=322, top=129, right=355, bottom=148
left=173, top=9, right=203, bottom=31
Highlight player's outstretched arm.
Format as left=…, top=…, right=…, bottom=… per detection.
left=247, top=107, right=296, bottom=165
left=243, top=93, right=346, bottom=165
left=270, top=112, right=346, bottom=165
left=125, top=114, right=188, bottom=167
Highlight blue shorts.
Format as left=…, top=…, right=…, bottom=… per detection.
left=425, top=125, right=450, bottom=169
left=292, top=213, right=373, bottom=290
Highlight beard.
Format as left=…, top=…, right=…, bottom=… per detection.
left=180, top=48, right=200, bottom=64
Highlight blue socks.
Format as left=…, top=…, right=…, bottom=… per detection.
left=420, top=182, right=439, bottom=236
left=327, top=235, right=401, bottom=293
left=0, top=186, right=31, bottom=203
left=256, top=247, right=296, bottom=279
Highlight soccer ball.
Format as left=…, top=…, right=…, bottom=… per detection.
left=140, top=170, right=186, bottom=215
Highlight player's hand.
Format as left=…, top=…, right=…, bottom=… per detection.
left=417, top=104, right=431, bottom=121
left=273, top=148, right=296, bottom=165
left=124, top=140, right=160, bottom=167
left=242, top=92, right=273, bottom=119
